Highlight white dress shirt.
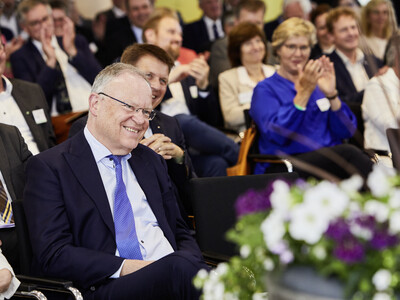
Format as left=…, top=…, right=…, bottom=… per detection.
left=0, top=76, right=40, bottom=155
left=0, top=249, right=20, bottom=300
left=203, top=15, right=224, bottom=41
left=336, top=48, right=370, bottom=92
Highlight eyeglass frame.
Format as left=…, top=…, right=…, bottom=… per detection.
left=98, top=92, right=156, bottom=121
left=26, top=14, right=51, bottom=28
left=282, top=43, right=311, bottom=55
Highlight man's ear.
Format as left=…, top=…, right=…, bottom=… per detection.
left=144, top=28, right=156, bottom=44
left=88, top=93, right=100, bottom=117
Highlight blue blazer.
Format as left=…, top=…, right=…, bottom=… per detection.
left=23, top=130, right=203, bottom=290
left=10, top=35, right=101, bottom=108
left=328, top=50, right=383, bottom=103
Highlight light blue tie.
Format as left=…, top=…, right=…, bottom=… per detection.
left=109, top=155, right=143, bottom=260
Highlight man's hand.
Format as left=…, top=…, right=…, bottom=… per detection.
left=188, top=56, right=209, bottom=90
left=0, top=269, right=12, bottom=293
left=61, top=16, right=77, bottom=58
left=120, top=259, right=153, bottom=276
left=141, top=134, right=184, bottom=160
left=40, top=25, right=56, bottom=68
left=5, top=37, right=24, bottom=61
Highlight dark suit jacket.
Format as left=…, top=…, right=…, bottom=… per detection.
left=9, top=78, right=56, bottom=152
left=182, top=17, right=212, bottom=53
left=178, top=76, right=224, bottom=127
left=10, top=35, right=101, bottom=108
left=328, top=50, right=383, bottom=103
left=102, top=16, right=138, bottom=66
left=23, top=131, right=202, bottom=289
left=0, top=124, right=32, bottom=202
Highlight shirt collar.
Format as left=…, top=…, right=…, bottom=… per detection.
left=112, top=6, right=126, bottom=18
left=336, top=48, right=364, bottom=65
left=83, top=126, right=131, bottom=164
left=0, top=75, right=13, bottom=95
left=203, top=15, right=221, bottom=28
left=31, top=35, right=59, bottom=56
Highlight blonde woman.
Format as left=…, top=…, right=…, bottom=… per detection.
left=360, top=0, right=398, bottom=60
left=249, top=17, right=373, bottom=178
left=218, top=22, right=275, bottom=134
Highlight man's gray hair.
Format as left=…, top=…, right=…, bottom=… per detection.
left=91, top=62, right=150, bottom=94
left=284, top=0, right=312, bottom=15
left=17, top=0, right=51, bottom=24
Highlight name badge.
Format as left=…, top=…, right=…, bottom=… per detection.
left=189, top=85, right=198, bottom=99
left=316, top=98, right=331, bottom=112
left=238, top=91, right=253, bottom=105
left=32, top=108, right=47, bottom=124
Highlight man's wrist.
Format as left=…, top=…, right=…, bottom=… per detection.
left=173, top=150, right=185, bottom=164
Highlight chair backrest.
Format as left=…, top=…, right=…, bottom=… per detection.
left=387, top=128, right=400, bottom=170
left=12, top=200, right=33, bottom=275
left=189, top=173, right=298, bottom=261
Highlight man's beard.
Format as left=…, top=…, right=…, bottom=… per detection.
left=166, top=45, right=180, bottom=61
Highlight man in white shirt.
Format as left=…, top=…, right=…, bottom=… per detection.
left=326, top=6, right=382, bottom=104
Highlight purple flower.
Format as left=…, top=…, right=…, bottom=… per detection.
left=333, top=236, right=365, bottom=264
left=235, top=185, right=272, bottom=217
left=355, top=215, right=376, bottom=231
left=326, top=218, right=352, bottom=241
left=371, top=229, right=399, bottom=250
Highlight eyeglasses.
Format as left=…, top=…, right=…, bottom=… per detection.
left=27, top=15, right=50, bottom=28
left=98, top=92, right=156, bottom=120
left=283, top=44, right=311, bottom=55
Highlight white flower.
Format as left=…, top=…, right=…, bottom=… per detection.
left=280, top=248, right=294, bottom=264
left=261, top=211, right=285, bottom=251
left=263, top=258, right=274, bottom=271
left=389, top=211, right=400, bottom=234
left=270, top=180, right=291, bottom=216
left=202, top=270, right=226, bottom=300
left=311, top=244, right=327, bottom=260
left=340, top=174, right=363, bottom=193
left=350, top=222, right=373, bottom=240
left=367, top=165, right=395, bottom=197
left=289, top=202, right=330, bottom=244
left=303, top=181, right=349, bottom=219
left=240, top=245, right=251, bottom=258
left=215, top=263, right=229, bottom=276
left=372, top=292, right=391, bottom=300
left=372, top=269, right=392, bottom=291
left=365, top=200, right=390, bottom=222
left=252, top=293, right=268, bottom=300
left=389, top=188, right=400, bottom=209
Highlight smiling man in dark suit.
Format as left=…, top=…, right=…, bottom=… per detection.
left=24, top=63, right=207, bottom=299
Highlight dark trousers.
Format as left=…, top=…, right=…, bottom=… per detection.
left=84, top=251, right=207, bottom=300
left=0, top=227, right=19, bottom=274
left=267, top=144, right=373, bottom=180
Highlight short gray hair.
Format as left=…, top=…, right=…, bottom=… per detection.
left=284, top=0, right=312, bottom=15
left=17, top=0, right=51, bottom=24
left=91, top=62, right=150, bottom=94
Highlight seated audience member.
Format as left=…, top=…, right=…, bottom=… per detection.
left=0, top=123, right=32, bottom=276
left=24, top=63, right=208, bottom=299
left=360, top=0, right=398, bottom=61
left=0, top=243, right=20, bottom=299
left=264, top=0, right=313, bottom=43
left=143, top=8, right=239, bottom=177
left=182, top=0, right=224, bottom=54
left=310, top=4, right=335, bottom=59
left=250, top=17, right=373, bottom=179
left=0, top=0, right=20, bottom=39
left=362, top=34, right=400, bottom=167
left=102, top=0, right=154, bottom=66
left=0, top=40, right=55, bottom=155
left=326, top=7, right=383, bottom=104
left=209, top=0, right=270, bottom=90
left=70, top=43, right=196, bottom=215
left=219, top=22, right=275, bottom=134
left=10, top=0, right=101, bottom=143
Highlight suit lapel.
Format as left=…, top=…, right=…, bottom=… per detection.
left=0, top=136, right=15, bottom=201
left=149, top=115, right=163, bottom=134
left=63, top=132, right=115, bottom=237
left=332, top=51, right=357, bottom=94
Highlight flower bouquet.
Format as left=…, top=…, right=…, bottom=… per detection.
left=194, top=165, right=400, bottom=300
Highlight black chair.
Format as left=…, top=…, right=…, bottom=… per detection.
left=11, top=200, right=83, bottom=300
left=387, top=128, right=400, bottom=170
left=243, top=109, right=293, bottom=174
left=189, top=172, right=298, bottom=265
